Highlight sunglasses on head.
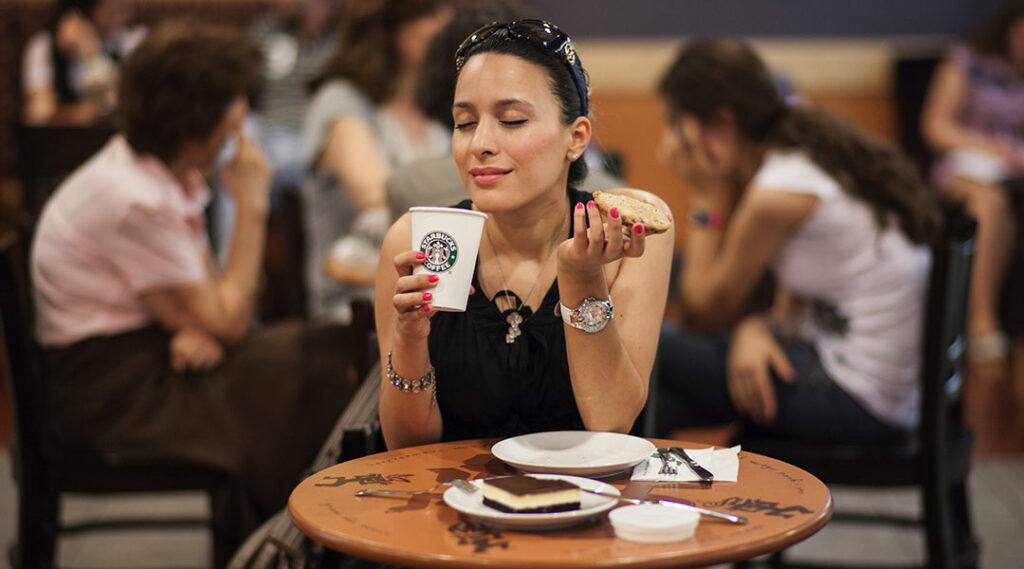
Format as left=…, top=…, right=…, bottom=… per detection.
left=454, top=19, right=590, bottom=118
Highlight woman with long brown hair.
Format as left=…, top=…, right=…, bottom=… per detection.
left=302, top=0, right=453, bottom=322
left=656, top=38, right=940, bottom=443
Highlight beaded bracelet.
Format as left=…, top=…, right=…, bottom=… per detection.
left=386, top=351, right=436, bottom=394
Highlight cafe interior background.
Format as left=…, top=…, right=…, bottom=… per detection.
left=0, top=0, right=1022, bottom=567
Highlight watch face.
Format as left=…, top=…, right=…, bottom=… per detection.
left=577, top=300, right=611, bottom=332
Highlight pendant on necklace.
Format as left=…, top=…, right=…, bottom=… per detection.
left=505, top=311, right=523, bottom=344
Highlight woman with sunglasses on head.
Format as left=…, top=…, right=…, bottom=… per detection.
left=655, top=38, right=940, bottom=443
left=374, top=20, right=674, bottom=450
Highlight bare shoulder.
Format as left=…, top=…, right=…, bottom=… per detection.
left=382, top=212, right=413, bottom=252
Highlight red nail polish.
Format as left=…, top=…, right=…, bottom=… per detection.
left=610, top=207, right=619, bottom=219
left=634, top=224, right=644, bottom=234
left=415, top=251, right=426, bottom=260
left=587, top=200, right=596, bottom=209
left=423, top=304, right=431, bottom=313
left=576, top=202, right=584, bottom=210
left=427, top=274, right=439, bottom=283
left=422, top=292, right=433, bottom=301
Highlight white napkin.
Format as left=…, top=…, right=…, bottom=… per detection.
left=630, top=446, right=740, bottom=482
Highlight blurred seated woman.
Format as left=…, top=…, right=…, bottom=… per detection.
left=655, top=38, right=940, bottom=444
left=921, top=2, right=1024, bottom=378
left=31, top=21, right=360, bottom=548
left=921, top=0, right=1024, bottom=454
left=21, top=0, right=145, bottom=124
left=374, top=19, right=674, bottom=449
left=302, top=0, right=453, bottom=323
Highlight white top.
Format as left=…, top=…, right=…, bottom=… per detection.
left=752, top=150, right=931, bottom=429
left=22, top=28, right=146, bottom=96
left=32, top=136, right=210, bottom=347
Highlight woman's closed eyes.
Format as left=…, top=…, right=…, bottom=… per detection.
left=453, top=118, right=529, bottom=130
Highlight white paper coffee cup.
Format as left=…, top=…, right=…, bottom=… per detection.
left=410, top=207, right=488, bottom=312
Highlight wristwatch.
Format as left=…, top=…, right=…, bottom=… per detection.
left=559, top=296, right=614, bottom=333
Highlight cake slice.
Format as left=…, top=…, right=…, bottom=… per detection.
left=481, top=475, right=581, bottom=513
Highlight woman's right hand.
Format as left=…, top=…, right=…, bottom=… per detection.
left=220, top=131, right=272, bottom=213
left=390, top=250, right=440, bottom=340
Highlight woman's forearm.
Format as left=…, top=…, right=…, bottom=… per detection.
left=378, top=333, right=442, bottom=449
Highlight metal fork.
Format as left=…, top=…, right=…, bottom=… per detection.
left=657, top=448, right=677, bottom=476
left=354, top=479, right=478, bottom=497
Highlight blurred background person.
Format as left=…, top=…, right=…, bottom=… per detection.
left=385, top=0, right=626, bottom=221
left=208, top=0, right=337, bottom=261
left=251, top=0, right=336, bottom=190
left=921, top=0, right=1024, bottom=454
left=21, top=0, right=145, bottom=125
left=30, top=20, right=363, bottom=552
left=655, top=38, right=940, bottom=444
left=302, top=0, right=453, bottom=324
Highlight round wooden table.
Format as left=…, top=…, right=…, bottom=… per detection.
left=289, top=438, right=832, bottom=568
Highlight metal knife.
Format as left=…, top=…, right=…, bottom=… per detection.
left=581, top=487, right=746, bottom=524
left=670, top=446, right=715, bottom=482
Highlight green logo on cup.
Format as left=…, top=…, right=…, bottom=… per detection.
left=420, top=231, right=459, bottom=272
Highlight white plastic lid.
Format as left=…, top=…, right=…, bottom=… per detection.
left=609, top=504, right=700, bottom=543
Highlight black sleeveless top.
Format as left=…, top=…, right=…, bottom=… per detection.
left=429, top=188, right=592, bottom=441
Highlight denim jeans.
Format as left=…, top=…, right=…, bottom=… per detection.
left=655, top=325, right=907, bottom=444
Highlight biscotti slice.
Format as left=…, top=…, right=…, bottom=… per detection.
left=592, top=191, right=672, bottom=234
left=481, top=475, right=581, bottom=513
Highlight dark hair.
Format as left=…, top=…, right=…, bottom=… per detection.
left=968, top=0, right=1024, bottom=58
left=658, top=38, right=939, bottom=245
left=311, top=0, right=451, bottom=101
left=455, top=21, right=590, bottom=188
left=117, top=20, right=262, bottom=163
left=48, top=0, right=102, bottom=103
left=416, top=0, right=534, bottom=127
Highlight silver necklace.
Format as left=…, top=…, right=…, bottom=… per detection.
left=485, top=217, right=566, bottom=344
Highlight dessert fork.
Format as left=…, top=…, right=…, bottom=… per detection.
left=354, top=479, right=477, bottom=497
left=657, top=448, right=677, bottom=476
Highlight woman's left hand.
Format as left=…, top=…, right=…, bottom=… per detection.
left=727, top=317, right=795, bottom=424
left=170, top=328, right=225, bottom=373
left=558, top=199, right=647, bottom=274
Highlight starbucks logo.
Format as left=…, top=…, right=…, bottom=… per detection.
left=420, top=231, right=459, bottom=272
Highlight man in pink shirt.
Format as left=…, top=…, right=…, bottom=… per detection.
left=30, top=20, right=362, bottom=557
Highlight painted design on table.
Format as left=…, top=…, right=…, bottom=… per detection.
left=703, top=496, right=813, bottom=519
left=448, top=520, right=510, bottom=553
left=315, top=473, right=415, bottom=487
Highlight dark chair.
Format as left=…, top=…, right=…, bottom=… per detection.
left=892, top=55, right=942, bottom=178
left=0, top=221, right=240, bottom=569
left=737, top=210, right=980, bottom=569
left=14, top=122, right=117, bottom=218
left=259, top=187, right=309, bottom=321
left=226, top=359, right=384, bottom=569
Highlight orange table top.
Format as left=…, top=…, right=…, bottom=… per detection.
left=288, top=438, right=832, bottom=569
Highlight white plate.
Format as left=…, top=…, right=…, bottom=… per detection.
left=443, top=474, right=620, bottom=530
left=491, top=431, right=657, bottom=477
